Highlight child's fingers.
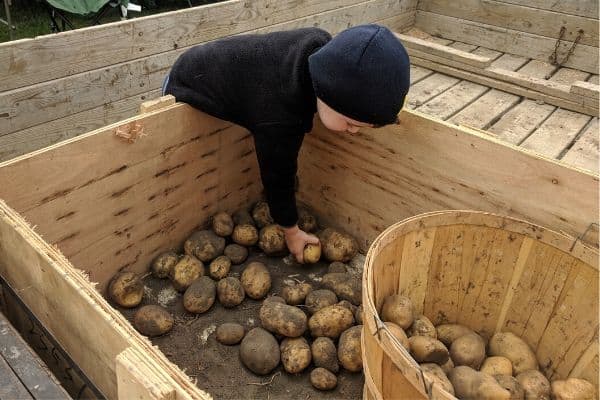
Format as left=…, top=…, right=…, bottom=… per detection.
left=307, top=235, right=320, bottom=245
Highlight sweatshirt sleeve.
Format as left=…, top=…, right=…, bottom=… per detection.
left=252, top=128, right=305, bottom=228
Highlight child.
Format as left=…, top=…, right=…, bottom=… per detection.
left=164, top=24, right=410, bottom=262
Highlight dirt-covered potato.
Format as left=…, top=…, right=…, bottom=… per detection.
left=337, top=300, right=357, bottom=318
left=217, top=277, right=245, bottom=307
left=516, top=370, right=550, bottom=400
left=310, top=368, right=337, bottom=391
left=264, top=295, right=286, bottom=304
left=318, top=228, right=359, bottom=262
left=489, top=332, right=538, bottom=375
left=450, top=332, right=486, bottom=369
left=224, top=244, right=248, bottom=265
left=322, top=273, right=361, bottom=305
left=328, top=262, right=348, bottom=273
left=240, top=261, right=271, bottom=300
left=184, top=230, right=226, bottom=262
left=494, top=375, right=525, bottom=400
left=280, top=337, right=312, bottom=374
left=308, top=304, right=354, bottom=339
left=216, top=323, right=245, bottom=345
left=258, top=225, right=286, bottom=255
left=421, top=363, right=455, bottom=395
left=298, top=208, right=318, bottom=233
left=338, top=325, right=363, bottom=372
left=259, top=301, right=307, bottom=338
left=252, top=201, right=274, bottom=228
left=209, top=255, right=231, bottom=280
left=183, top=276, right=216, bottom=314
left=481, top=356, right=513, bottom=377
left=311, top=337, right=339, bottom=373
left=232, top=209, right=255, bottom=226
left=551, top=378, right=595, bottom=400
left=305, top=289, right=338, bottom=314
left=441, top=358, right=454, bottom=375
left=239, top=327, right=280, bottom=375
left=436, top=324, right=475, bottom=347
left=408, top=336, right=449, bottom=364
left=450, top=366, right=511, bottom=400
left=134, top=305, right=174, bottom=337
left=212, top=212, right=234, bottom=237
left=381, top=294, right=414, bottom=329
left=108, top=271, right=144, bottom=308
left=232, top=224, right=259, bottom=246
left=151, top=252, right=178, bottom=279
left=384, top=322, right=410, bottom=349
left=303, top=243, right=321, bottom=264
left=281, top=282, right=312, bottom=305
left=170, top=255, right=204, bottom=292
left=408, top=315, right=437, bottom=339
left=355, top=305, right=363, bottom=325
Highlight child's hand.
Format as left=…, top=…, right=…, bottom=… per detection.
left=283, top=225, right=320, bottom=263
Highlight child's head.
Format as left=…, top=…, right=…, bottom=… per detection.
left=309, top=24, right=410, bottom=132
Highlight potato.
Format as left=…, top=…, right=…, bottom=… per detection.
left=489, top=332, right=538, bottom=375
left=337, top=300, right=357, bottom=317
left=311, top=337, right=339, bottom=373
left=212, top=212, right=234, bottom=237
left=259, top=301, right=307, bottom=338
left=516, top=370, right=550, bottom=400
left=482, top=356, right=513, bottom=377
left=308, top=304, right=354, bottom=339
left=239, top=327, right=280, bottom=375
left=310, top=368, right=337, bottom=391
left=322, top=273, right=361, bottom=305
left=134, top=305, right=174, bottom=337
left=264, top=295, right=286, bottom=304
left=436, top=324, right=475, bottom=347
left=551, top=378, right=595, bottom=400
left=108, top=271, right=144, bottom=308
left=381, top=294, right=414, bottom=329
left=240, top=261, right=271, bottom=300
left=280, top=337, right=312, bottom=374
left=355, top=305, right=363, bottom=325
left=209, top=256, right=231, bottom=280
left=184, top=230, right=226, bottom=262
left=384, top=322, right=410, bottom=349
left=450, top=332, right=486, bottom=369
left=281, top=282, right=312, bottom=305
left=303, top=243, right=321, bottom=264
left=338, top=325, right=363, bottom=372
left=216, top=323, right=245, bottom=345
left=170, top=255, right=204, bottom=292
left=318, top=228, right=358, bottom=262
left=298, top=208, right=318, bottom=233
left=258, top=225, right=286, bottom=255
left=151, top=252, right=178, bottom=279
left=408, top=315, right=437, bottom=339
left=494, top=375, right=525, bottom=400
left=450, top=366, right=511, bottom=400
left=224, top=244, right=248, bottom=265
left=328, top=261, right=348, bottom=273
left=441, top=357, right=455, bottom=375
left=252, top=201, right=274, bottom=228
left=217, top=277, right=245, bottom=307
left=408, top=336, right=449, bottom=364
left=305, top=289, right=338, bottom=314
left=232, top=209, right=255, bottom=226
left=183, top=276, right=216, bottom=314
left=421, top=363, right=455, bottom=395
left=232, top=224, right=259, bottom=246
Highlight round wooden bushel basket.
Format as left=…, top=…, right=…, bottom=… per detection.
left=361, top=210, right=598, bottom=400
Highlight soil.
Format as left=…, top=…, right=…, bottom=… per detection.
left=117, top=249, right=364, bottom=400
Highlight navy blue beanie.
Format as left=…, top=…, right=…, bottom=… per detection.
left=308, top=24, right=410, bottom=126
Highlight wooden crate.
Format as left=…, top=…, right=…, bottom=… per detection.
left=0, top=98, right=596, bottom=399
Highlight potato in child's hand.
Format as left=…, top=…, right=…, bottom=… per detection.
left=303, top=243, right=321, bottom=263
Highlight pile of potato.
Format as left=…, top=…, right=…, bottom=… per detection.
left=379, top=294, right=596, bottom=400
left=107, top=201, right=365, bottom=391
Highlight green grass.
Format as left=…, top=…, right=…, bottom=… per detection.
left=0, top=0, right=219, bottom=42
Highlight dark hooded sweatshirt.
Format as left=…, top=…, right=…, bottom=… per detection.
left=165, top=28, right=332, bottom=227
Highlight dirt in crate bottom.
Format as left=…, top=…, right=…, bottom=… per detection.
left=118, top=250, right=364, bottom=400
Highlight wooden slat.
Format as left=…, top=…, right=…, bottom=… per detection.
left=517, top=59, right=557, bottom=78
left=376, top=9, right=416, bottom=33
left=449, top=41, right=477, bottom=52
left=139, top=95, right=176, bottom=114
left=571, top=81, right=600, bottom=100
left=471, top=46, right=503, bottom=60
left=116, top=348, right=176, bottom=400
left=520, top=109, right=591, bottom=159
left=488, top=100, right=555, bottom=145
left=406, top=73, right=460, bottom=108
left=450, top=89, right=519, bottom=130
left=417, top=0, right=598, bottom=47
left=416, top=80, right=488, bottom=120
left=0, top=353, right=33, bottom=400
left=402, top=27, right=453, bottom=45
left=409, top=65, right=434, bottom=85
left=415, top=11, right=598, bottom=73
left=589, top=75, right=600, bottom=85
left=552, top=68, right=592, bottom=86
left=493, top=0, right=599, bottom=19
left=561, top=118, right=599, bottom=174
left=489, top=53, right=529, bottom=71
